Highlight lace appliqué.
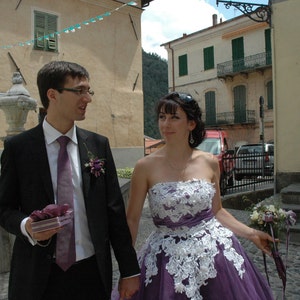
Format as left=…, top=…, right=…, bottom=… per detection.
left=139, top=180, right=245, bottom=300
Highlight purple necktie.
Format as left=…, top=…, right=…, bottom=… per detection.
left=55, top=136, right=76, bottom=271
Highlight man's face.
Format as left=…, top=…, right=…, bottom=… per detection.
left=49, top=76, right=93, bottom=123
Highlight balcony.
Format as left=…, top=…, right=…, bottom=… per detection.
left=217, top=52, right=272, bottom=78
left=203, top=110, right=256, bottom=126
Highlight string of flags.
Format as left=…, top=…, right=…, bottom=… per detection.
left=0, top=1, right=137, bottom=50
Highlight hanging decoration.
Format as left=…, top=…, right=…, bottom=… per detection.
left=1, top=1, right=137, bottom=50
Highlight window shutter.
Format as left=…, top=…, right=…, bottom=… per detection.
left=47, top=14, right=57, bottom=50
left=204, top=46, right=214, bottom=70
left=267, top=81, right=273, bottom=109
left=205, top=91, right=216, bottom=125
left=234, top=85, right=246, bottom=123
left=35, top=12, right=46, bottom=49
left=232, top=37, right=244, bottom=72
left=34, top=11, right=58, bottom=51
left=178, top=54, right=188, bottom=76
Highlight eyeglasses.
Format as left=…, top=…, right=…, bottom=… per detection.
left=166, top=92, right=193, bottom=103
left=58, top=87, right=95, bottom=96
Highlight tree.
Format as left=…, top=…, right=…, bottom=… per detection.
left=142, top=50, right=168, bottom=138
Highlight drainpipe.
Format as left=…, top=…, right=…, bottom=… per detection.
left=168, top=42, right=175, bottom=92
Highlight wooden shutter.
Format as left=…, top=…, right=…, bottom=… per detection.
left=204, top=46, right=214, bottom=70
left=267, top=81, right=273, bottom=109
left=265, top=29, right=272, bottom=65
left=234, top=85, right=246, bottom=123
left=47, top=14, right=57, bottom=50
left=35, top=12, right=46, bottom=49
left=34, top=11, right=58, bottom=51
left=178, top=54, right=188, bottom=76
left=232, top=37, right=244, bottom=72
left=205, top=91, right=216, bottom=125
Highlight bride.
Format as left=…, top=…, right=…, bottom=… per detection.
left=112, top=92, right=274, bottom=300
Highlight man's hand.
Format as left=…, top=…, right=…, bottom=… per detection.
left=25, top=218, right=60, bottom=241
left=118, top=275, right=140, bottom=299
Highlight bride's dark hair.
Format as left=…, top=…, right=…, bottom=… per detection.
left=155, top=92, right=206, bottom=148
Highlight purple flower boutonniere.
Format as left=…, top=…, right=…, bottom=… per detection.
left=83, top=143, right=105, bottom=177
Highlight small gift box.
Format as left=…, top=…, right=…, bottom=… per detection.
left=30, top=204, right=73, bottom=233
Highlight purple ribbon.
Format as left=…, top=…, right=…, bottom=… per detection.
left=153, top=209, right=214, bottom=229
left=30, top=204, right=70, bottom=221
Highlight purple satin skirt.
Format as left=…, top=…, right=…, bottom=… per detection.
left=111, top=209, right=274, bottom=300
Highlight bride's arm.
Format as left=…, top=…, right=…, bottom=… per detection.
left=126, top=159, right=149, bottom=246
left=210, top=157, right=273, bottom=256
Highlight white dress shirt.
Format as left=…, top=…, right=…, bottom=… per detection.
left=21, top=119, right=95, bottom=261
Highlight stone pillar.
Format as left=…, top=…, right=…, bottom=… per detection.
left=0, top=72, right=37, bottom=273
left=0, top=72, right=37, bottom=137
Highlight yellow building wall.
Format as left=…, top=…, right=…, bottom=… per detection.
left=0, top=0, right=144, bottom=148
left=273, top=0, right=300, bottom=177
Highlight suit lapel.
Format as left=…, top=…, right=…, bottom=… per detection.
left=77, top=128, right=91, bottom=201
left=29, top=124, right=54, bottom=204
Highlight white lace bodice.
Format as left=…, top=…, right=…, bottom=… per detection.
left=140, top=179, right=245, bottom=300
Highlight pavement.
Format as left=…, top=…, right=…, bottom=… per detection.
left=1, top=203, right=299, bottom=300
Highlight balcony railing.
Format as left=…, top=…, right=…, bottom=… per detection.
left=203, top=110, right=256, bottom=126
left=217, top=52, right=272, bottom=77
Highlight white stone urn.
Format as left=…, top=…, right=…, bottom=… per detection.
left=0, top=72, right=37, bottom=137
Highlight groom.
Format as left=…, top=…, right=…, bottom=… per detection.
left=0, top=61, right=140, bottom=300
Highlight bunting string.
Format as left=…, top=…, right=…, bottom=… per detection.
left=0, top=1, right=137, bottom=50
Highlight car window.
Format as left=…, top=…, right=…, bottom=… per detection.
left=238, top=148, right=249, bottom=154
left=237, top=144, right=274, bottom=155
left=197, top=138, right=221, bottom=155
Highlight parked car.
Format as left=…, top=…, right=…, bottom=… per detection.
left=197, top=129, right=234, bottom=195
left=234, top=143, right=274, bottom=181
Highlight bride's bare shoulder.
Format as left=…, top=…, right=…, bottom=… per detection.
left=135, top=149, right=164, bottom=168
left=194, top=149, right=219, bottom=166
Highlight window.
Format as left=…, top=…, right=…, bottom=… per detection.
left=233, top=85, right=246, bottom=123
left=205, top=91, right=216, bottom=125
left=178, top=54, right=188, bottom=76
left=265, top=29, right=272, bottom=65
left=232, top=37, right=244, bottom=72
left=203, top=46, right=214, bottom=70
left=34, top=11, right=58, bottom=52
left=267, top=81, right=273, bottom=109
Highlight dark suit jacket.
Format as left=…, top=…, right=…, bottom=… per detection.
left=0, top=123, right=140, bottom=300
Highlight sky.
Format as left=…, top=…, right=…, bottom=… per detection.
left=141, top=0, right=269, bottom=59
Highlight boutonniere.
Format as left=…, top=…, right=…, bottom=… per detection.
left=83, top=143, right=105, bottom=177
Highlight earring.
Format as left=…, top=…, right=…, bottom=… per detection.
left=189, top=132, right=194, bottom=144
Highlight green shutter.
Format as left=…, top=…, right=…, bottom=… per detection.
left=232, top=37, right=244, bottom=72
left=265, top=29, right=272, bottom=65
left=35, top=12, right=46, bottom=48
left=204, top=46, right=214, bottom=70
left=34, top=11, right=58, bottom=51
left=234, top=85, right=246, bottom=123
left=267, top=81, right=273, bottom=109
left=205, top=91, right=216, bottom=125
left=178, top=54, right=188, bottom=76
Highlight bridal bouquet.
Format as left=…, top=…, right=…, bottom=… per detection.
left=249, top=202, right=296, bottom=295
left=249, top=203, right=296, bottom=237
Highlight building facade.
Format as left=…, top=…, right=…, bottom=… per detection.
left=0, top=0, right=147, bottom=152
left=272, top=0, right=300, bottom=190
left=162, top=15, right=273, bottom=150
left=162, top=0, right=300, bottom=192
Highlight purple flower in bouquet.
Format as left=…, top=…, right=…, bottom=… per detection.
left=249, top=203, right=296, bottom=237
left=286, top=210, right=297, bottom=226
left=83, top=143, right=105, bottom=177
left=249, top=201, right=297, bottom=293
